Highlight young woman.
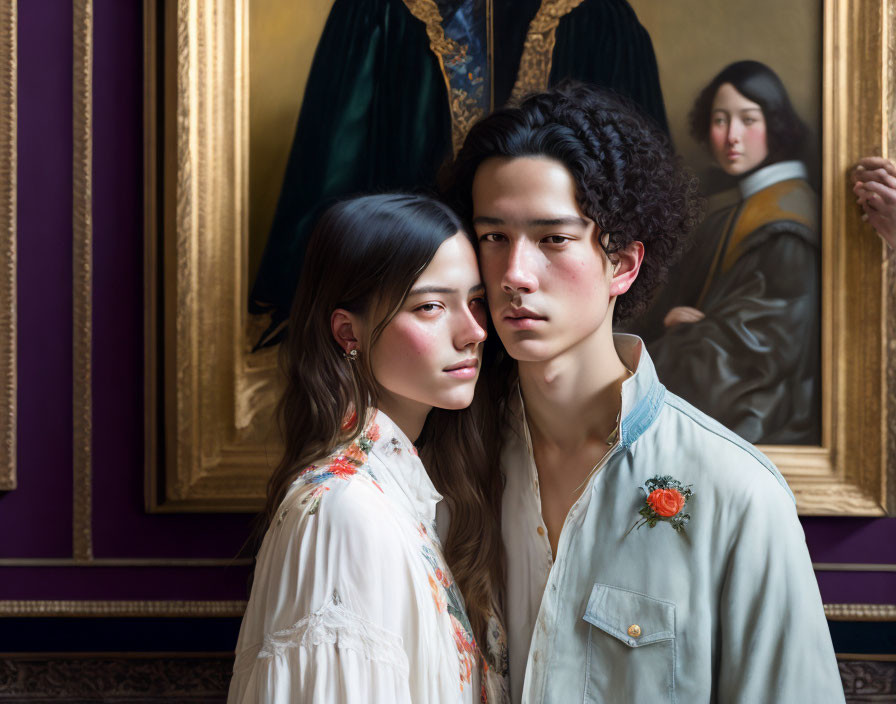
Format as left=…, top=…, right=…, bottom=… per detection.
left=645, top=60, right=820, bottom=445
left=227, top=194, right=508, bottom=703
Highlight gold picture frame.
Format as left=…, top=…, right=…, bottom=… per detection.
left=144, top=0, right=896, bottom=515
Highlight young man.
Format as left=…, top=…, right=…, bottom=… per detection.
left=443, top=84, right=844, bottom=702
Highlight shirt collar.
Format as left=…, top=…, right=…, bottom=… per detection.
left=367, top=410, right=443, bottom=524
left=615, top=334, right=666, bottom=448
left=739, top=160, right=807, bottom=199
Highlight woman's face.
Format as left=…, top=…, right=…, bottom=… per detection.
left=369, top=233, right=487, bottom=424
left=709, top=82, right=768, bottom=176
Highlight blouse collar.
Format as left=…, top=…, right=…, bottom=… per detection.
left=366, top=410, right=443, bottom=525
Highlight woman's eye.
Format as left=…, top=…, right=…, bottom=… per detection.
left=415, top=303, right=442, bottom=313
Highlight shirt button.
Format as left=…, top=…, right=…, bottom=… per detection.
left=536, top=526, right=545, bottom=536
left=628, top=624, right=642, bottom=638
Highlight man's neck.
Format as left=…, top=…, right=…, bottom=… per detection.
left=518, top=329, right=628, bottom=454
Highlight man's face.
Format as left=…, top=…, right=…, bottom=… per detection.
left=472, top=156, right=616, bottom=363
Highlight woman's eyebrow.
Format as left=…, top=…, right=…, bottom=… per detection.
left=408, top=284, right=485, bottom=296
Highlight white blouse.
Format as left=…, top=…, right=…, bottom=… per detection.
left=228, top=411, right=504, bottom=704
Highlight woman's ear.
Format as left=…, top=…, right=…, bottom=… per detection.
left=609, top=240, right=645, bottom=297
left=331, top=309, right=361, bottom=353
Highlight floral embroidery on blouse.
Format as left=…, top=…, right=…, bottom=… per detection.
left=296, top=423, right=383, bottom=515
left=420, top=529, right=477, bottom=691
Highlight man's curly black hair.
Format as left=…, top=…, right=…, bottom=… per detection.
left=440, top=81, right=702, bottom=323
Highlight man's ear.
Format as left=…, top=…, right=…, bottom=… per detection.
left=331, top=309, right=361, bottom=353
left=609, top=240, right=645, bottom=297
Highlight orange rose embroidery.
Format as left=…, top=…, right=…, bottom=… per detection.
left=630, top=475, right=694, bottom=534
left=647, top=488, right=686, bottom=517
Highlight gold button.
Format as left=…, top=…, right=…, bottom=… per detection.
left=536, top=526, right=545, bottom=536
left=628, top=624, right=642, bottom=638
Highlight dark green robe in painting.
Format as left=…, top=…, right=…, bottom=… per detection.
left=642, top=161, right=820, bottom=445
left=250, top=0, right=668, bottom=345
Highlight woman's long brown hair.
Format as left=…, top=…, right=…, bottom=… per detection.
left=258, top=193, right=504, bottom=653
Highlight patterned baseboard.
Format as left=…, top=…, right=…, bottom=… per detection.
left=0, top=655, right=891, bottom=701
left=839, top=659, right=896, bottom=702
left=0, top=656, right=232, bottom=702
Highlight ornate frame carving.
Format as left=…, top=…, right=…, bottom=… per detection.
left=0, top=0, right=16, bottom=492
left=145, top=0, right=896, bottom=514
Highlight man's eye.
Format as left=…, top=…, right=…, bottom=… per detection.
left=542, top=235, right=569, bottom=245
left=480, top=233, right=506, bottom=243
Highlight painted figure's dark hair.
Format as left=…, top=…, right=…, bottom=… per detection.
left=689, top=60, right=809, bottom=164
left=440, top=81, right=701, bottom=322
left=258, top=193, right=504, bottom=654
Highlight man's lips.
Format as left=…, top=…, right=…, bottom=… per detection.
left=503, top=307, right=547, bottom=330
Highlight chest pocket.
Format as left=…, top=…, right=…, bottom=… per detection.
left=582, top=583, right=676, bottom=702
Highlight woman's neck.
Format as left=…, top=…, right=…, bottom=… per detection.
left=375, top=393, right=431, bottom=443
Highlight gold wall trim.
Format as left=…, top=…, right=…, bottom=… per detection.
left=73, top=0, right=94, bottom=560
left=0, top=0, right=16, bottom=492
left=836, top=653, right=896, bottom=662
left=401, top=0, right=487, bottom=154
left=509, top=0, right=585, bottom=103
left=813, top=563, right=896, bottom=572
left=0, top=600, right=248, bottom=617
left=825, top=603, right=896, bottom=621
left=0, top=558, right=253, bottom=567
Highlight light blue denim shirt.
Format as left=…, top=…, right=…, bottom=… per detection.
left=502, top=335, right=844, bottom=703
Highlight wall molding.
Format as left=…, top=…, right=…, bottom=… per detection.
left=825, top=603, right=896, bottom=621
left=813, top=563, right=896, bottom=572
left=72, top=0, right=94, bottom=561
left=0, top=600, right=247, bottom=617
left=0, top=0, right=16, bottom=493
left=0, top=558, right=253, bottom=567
left=0, top=600, right=889, bottom=620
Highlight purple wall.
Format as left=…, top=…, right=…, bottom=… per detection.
left=1, top=0, right=251, bottom=601
left=2, top=1, right=894, bottom=606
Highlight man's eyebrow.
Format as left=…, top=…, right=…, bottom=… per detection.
left=472, top=215, right=588, bottom=227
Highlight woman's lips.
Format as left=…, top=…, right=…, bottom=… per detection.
left=443, top=359, right=478, bottom=379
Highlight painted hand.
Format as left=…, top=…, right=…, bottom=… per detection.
left=663, top=306, right=705, bottom=328
left=852, top=156, right=896, bottom=249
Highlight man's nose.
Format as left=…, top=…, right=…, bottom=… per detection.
left=501, top=241, right=539, bottom=295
